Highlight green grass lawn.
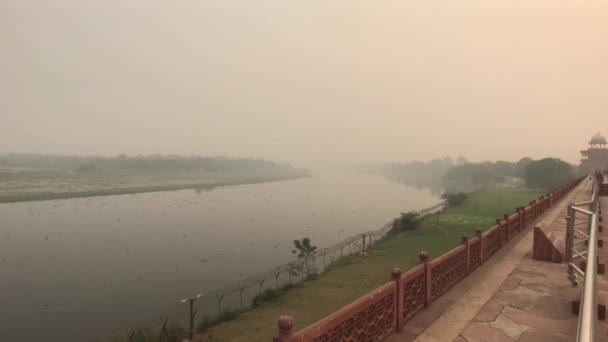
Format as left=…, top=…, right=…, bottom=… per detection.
left=202, top=187, right=544, bottom=341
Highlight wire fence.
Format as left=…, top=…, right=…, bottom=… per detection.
left=94, top=188, right=490, bottom=341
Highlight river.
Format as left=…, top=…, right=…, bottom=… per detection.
left=0, top=170, right=440, bottom=341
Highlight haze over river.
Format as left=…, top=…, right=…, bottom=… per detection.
left=0, top=169, right=440, bottom=341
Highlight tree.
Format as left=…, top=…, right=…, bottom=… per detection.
left=293, top=238, right=317, bottom=258
left=292, top=238, right=317, bottom=276
left=515, top=157, right=533, bottom=177
left=523, top=158, right=575, bottom=190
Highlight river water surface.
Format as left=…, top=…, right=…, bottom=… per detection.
left=0, top=170, right=440, bottom=341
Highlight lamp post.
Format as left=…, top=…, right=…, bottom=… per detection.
left=181, top=293, right=202, bottom=341
left=436, top=211, right=440, bottom=229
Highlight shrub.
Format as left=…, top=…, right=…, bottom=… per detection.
left=251, top=288, right=286, bottom=308
left=129, top=329, right=156, bottom=342
left=326, top=255, right=356, bottom=270
left=441, top=192, right=468, bottom=207
left=165, top=322, right=187, bottom=342
left=196, top=309, right=239, bottom=332
left=127, top=322, right=186, bottom=342
left=399, top=211, right=420, bottom=231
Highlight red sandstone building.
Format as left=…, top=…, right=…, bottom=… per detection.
left=579, top=133, right=608, bottom=173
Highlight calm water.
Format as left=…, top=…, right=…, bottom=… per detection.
left=0, top=170, right=440, bottom=341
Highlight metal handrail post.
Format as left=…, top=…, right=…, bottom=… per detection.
left=566, top=205, right=575, bottom=284
left=564, top=175, right=600, bottom=341
left=576, top=213, right=598, bottom=342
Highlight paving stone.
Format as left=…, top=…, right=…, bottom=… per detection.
left=499, top=276, right=522, bottom=291
left=532, top=295, right=573, bottom=319
left=385, top=330, right=416, bottom=342
left=519, top=283, right=576, bottom=298
left=492, top=288, right=539, bottom=310
left=474, top=300, right=504, bottom=322
left=487, top=314, right=527, bottom=340
left=461, top=322, right=514, bottom=342
left=518, top=329, right=570, bottom=342
left=512, top=269, right=546, bottom=282
left=502, top=311, right=577, bottom=336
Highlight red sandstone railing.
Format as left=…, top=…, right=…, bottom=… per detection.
left=398, top=263, right=426, bottom=324
left=428, top=244, right=467, bottom=301
left=289, top=281, right=398, bottom=341
left=273, top=177, right=585, bottom=341
left=481, top=224, right=501, bottom=261
left=468, top=233, right=482, bottom=272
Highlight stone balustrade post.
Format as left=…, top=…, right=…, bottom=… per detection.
left=419, top=251, right=431, bottom=307
left=475, top=229, right=483, bottom=263
left=391, top=268, right=402, bottom=331
left=496, top=218, right=503, bottom=248
left=273, top=316, right=294, bottom=342
left=503, top=214, right=510, bottom=241
left=462, top=235, right=470, bottom=275
left=530, top=201, right=536, bottom=220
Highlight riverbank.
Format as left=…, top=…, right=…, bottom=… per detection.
left=199, top=187, right=543, bottom=341
left=0, top=171, right=311, bottom=204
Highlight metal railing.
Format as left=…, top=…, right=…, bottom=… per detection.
left=565, top=175, right=600, bottom=342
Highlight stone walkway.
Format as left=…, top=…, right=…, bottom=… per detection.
left=389, top=178, right=608, bottom=341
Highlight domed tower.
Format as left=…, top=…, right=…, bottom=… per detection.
left=589, top=133, right=607, bottom=147
left=580, top=133, right=608, bottom=173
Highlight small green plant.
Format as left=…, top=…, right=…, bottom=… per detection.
left=165, top=322, right=187, bottom=342
left=195, top=284, right=297, bottom=333
left=128, top=329, right=156, bottom=342
left=252, top=287, right=287, bottom=308
left=127, top=321, right=187, bottom=342
left=326, top=255, right=356, bottom=270
left=399, top=211, right=420, bottom=231
left=196, top=309, right=239, bottom=333
left=305, top=273, right=318, bottom=281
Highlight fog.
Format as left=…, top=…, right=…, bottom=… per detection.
left=2, top=1, right=607, bottom=165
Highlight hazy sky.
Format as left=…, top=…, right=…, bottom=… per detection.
left=2, top=1, right=607, bottom=166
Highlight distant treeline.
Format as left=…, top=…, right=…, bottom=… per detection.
left=0, top=153, right=308, bottom=177
left=383, top=157, right=467, bottom=187
left=443, top=158, right=532, bottom=184
left=383, top=157, right=578, bottom=191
